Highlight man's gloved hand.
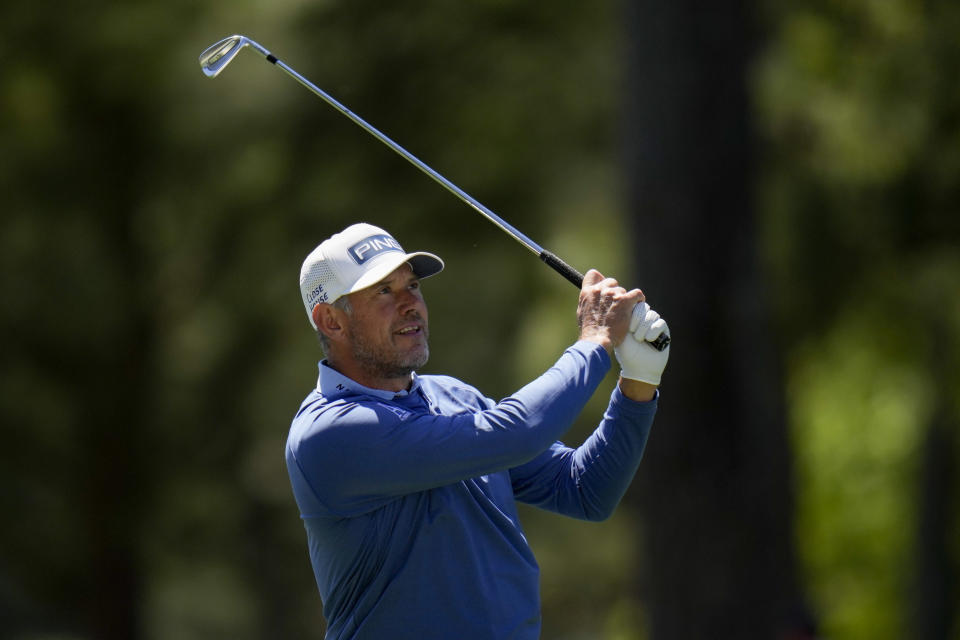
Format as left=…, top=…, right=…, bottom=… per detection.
left=614, top=302, right=670, bottom=385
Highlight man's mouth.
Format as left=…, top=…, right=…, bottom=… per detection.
left=395, top=325, right=422, bottom=336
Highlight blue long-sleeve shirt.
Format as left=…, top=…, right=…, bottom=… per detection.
left=285, top=341, right=656, bottom=639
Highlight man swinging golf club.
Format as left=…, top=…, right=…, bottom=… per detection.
left=285, top=222, right=670, bottom=639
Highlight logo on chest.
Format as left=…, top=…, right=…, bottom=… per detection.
left=376, top=402, right=412, bottom=421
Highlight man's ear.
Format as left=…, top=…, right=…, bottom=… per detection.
left=314, top=303, right=345, bottom=342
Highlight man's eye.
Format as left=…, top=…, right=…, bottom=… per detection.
left=409, top=281, right=420, bottom=290
left=378, top=287, right=391, bottom=295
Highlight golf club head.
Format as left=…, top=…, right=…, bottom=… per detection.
left=199, top=35, right=253, bottom=77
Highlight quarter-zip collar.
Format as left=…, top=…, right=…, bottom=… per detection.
left=316, top=360, right=422, bottom=401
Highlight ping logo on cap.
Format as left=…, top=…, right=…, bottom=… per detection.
left=348, top=234, right=403, bottom=265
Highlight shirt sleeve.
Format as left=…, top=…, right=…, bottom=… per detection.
left=508, top=384, right=657, bottom=521
left=286, top=342, right=611, bottom=516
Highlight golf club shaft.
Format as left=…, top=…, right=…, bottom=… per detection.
left=242, top=40, right=586, bottom=288
left=200, top=36, right=670, bottom=351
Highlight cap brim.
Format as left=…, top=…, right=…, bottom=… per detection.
left=346, top=251, right=444, bottom=296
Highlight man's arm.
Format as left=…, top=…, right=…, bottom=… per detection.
left=510, top=278, right=670, bottom=520
left=620, top=378, right=657, bottom=402
left=509, top=385, right=657, bottom=521
left=287, top=342, right=613, bottom=516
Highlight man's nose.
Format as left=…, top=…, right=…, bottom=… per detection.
left=397, top=288, right=423, bottom=312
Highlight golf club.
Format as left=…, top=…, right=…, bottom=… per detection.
left=199, top=34, right=670, bottom=351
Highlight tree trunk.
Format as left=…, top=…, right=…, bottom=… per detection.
left=911, top=318, right=958, bottom=639
left=621, top=2, right=809, bottom=637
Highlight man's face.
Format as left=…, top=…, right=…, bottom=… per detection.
left=342, top=263, right=430, bottom=381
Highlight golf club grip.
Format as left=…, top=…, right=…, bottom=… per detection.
left=539, top=250, right=584, bottom=288
left=539, top=250, right=671, bottom=352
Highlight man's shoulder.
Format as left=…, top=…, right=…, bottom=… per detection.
left=288, top=391, right=376, bottom=447
left=418, top=374, right=493, bottom=411
left=418, top=373, right=477, bottom=394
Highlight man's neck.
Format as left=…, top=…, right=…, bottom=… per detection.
left=325, top=358, right=414, bottom=394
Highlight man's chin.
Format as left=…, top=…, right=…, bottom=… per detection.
left=358, top=348, right=429, bottom=380
left=403, top=348, right=429, bottom=372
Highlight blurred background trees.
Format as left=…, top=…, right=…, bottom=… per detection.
left=1, top=1, right=957, bottom=639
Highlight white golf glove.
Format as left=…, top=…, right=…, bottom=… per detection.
left=614, top=301, right=670, bottom=385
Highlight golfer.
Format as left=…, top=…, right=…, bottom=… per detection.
left=286, top=223, right=669, bottom=639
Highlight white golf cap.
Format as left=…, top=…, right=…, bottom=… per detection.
left=299, top=223, right=444, bottom=328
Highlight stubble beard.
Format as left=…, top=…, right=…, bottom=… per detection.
left=350, top=324, right=430, bottom=381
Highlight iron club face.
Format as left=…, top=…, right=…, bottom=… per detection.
left=199, top=35, right=247, bottom=77
left=199, top=35, right=273, bottom=77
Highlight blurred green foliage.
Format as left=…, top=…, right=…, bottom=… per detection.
left=0, top=0, right=957, bottom=638
left=757, top=0, right=960, bottom=637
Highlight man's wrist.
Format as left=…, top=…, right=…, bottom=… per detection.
left=618, top=378, right=657, bottom=402
left=578, top=329, right=614, bottom=357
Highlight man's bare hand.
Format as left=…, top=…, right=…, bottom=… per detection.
left=577, top=269, right=645, bottom=356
